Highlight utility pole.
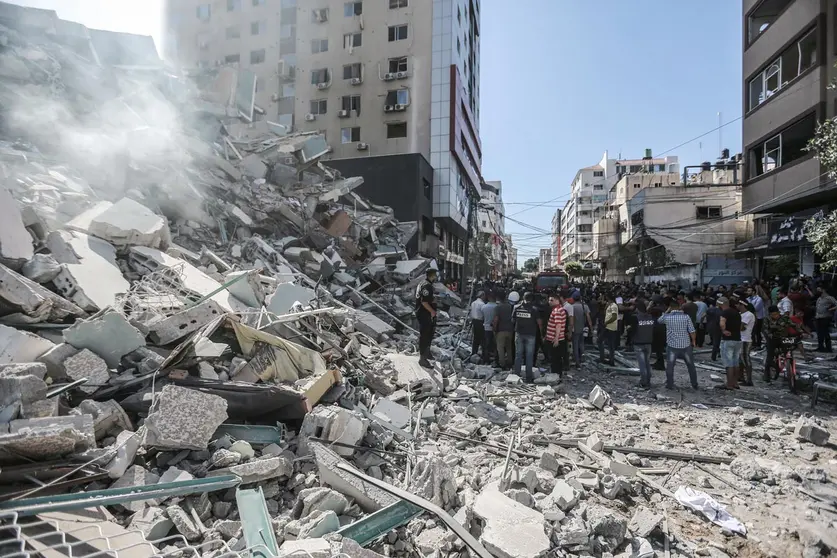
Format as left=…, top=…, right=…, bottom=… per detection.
left=461, top=192, right=478, bottom=296
left=639, top=224, right=646, bottom=284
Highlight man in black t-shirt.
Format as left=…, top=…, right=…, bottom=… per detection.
left=513, top=292, right=542, bottom=383
left=718, top=297, right=742, bottom=390
left=416, top=268, right=438, bottom=367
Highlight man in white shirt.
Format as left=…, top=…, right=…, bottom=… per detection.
left=470, top=291, right=486, bottom=357
left=777, top=288, right=793, bottom=316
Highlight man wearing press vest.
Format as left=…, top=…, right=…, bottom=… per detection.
left=416, top=267, right=438, bottom=368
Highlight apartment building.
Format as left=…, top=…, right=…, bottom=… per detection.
left=504, top=235, right=517, bottom=272
left=165, top=0, right=483, bottom=282
left=551, top=208, right=561, bottom=267
left=560, top=150, right=679, bottom=262
left=741, top=0, right=837, bottom=275
left=538, top=248, right=552, bottom=272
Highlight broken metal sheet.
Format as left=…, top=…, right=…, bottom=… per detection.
left=236, top=486, right=279, bottom=558
left=213, top=424, right=283, bottom=446
left=336, top=499, right=422, bottom=548
left=0, top=475, right=240, bottom=517
left=232, top=320, right=326, bottom=383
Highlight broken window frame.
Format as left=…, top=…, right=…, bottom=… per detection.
left=344, top=1, right=362, bottom=16
left=341, top=127, right=361, bottom=143
left=748, top=27, right=817, bottom=111
left=311, top=7, right=329, bottom=22
left=251, top=21, right=266, bottom=36
left=747, top=0, right=793, bottom=44
left=343, top=32, right=362, bottom=49
left=311, top=68, right=330, bottom=84
left=309, top=99, right=327, bottom=115
left=250, top=49, right=266, bottom=64
left=311, top=38, right=329, bottom=53
left=225, top=54, right=240, bottom=64
left=388, top=57, right=408, bottom=73
left=696, top=206, right=722, bottom=220
left=341, top=95, right=361, bottom=114
left=388, top=24, right=408, bottom=42
left=387, top=122, right=408, bottom=139
left=343, top=63, right=362, bottom=79
left=385, top=89, right=410, bottom=106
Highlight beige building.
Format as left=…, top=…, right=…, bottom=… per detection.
left=165, top=0, right=483, bottom=282
left=538, top=248, right=552, bottom=272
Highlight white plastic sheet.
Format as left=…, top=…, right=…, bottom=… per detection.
left=675, top=486, right=747, bottom=535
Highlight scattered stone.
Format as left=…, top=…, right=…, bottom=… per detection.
left=63, top=311, right=145, bottom=368
left=167, top=505, right=201, bottom=541
left=110, top=465, right=160, bottom=513
left=795, top=417, right=830, bottom=447
left=472, top=489, right=550, bottom=558
left=143, top=385, right=228, bottom=451
left=229, top=440, right=255, bottom=460
left=215, top=519, right=242, bottom=540
left=466, top=400, right=512, bottom=426
left=587, top=505, right=628, bottom=548
left=409, top=456, right=457, bottom=508
left=297, top=406, right=369, bottom=457
left=730, top=456, right=767, bottom=481
left=586, top=432, right=603, bottom=452
left=294, top=487, right=349, bottom=518
left=212, top=448, right=242, bottom=468
left=629, top=507, right=663, bottom=538
left=548, top=480, right=579, bottom=512
left=589, top=385, right=610, bottom=409
left=212, top=456, right=293, bottom=483
left=130, top=507, right=174, bottom=541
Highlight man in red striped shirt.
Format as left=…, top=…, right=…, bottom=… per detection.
left=545, top=292, right=568, bottom=380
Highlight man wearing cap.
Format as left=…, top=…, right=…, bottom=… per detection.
left=415, top=267, right=438, bottom=368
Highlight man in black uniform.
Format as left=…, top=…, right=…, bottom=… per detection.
left=416, top=267, right=438, bottom=367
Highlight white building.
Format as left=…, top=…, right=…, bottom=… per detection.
left=551, top=208, right=561, bottom=267
left=539, top=248, right=552, bottom=272
left=561, top=150, right=679, bottom=262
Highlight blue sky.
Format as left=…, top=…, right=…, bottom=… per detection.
left=9, top=0, right=743, bottom=267
left=479, top=0, right=743, bottom=265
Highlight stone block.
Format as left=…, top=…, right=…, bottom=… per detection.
left=295, top=487, right=349, bottom=518
left=350, top=309, right=395, bottom=342
left=0, top=261, right=84, bottom=322
left=213, top=456, right=293, bottom=484
left=0, top=373, right=47, bottom=406
left=585, top=432, right=603, bottom=452
left=0, top=325, right=54, bottom=365
left=795, top=418, right=830, bottom=446
left=607, top=458, right=638, bottom=478
left=588, top=385, right=610, bottom=409
left=587, top=505, right=628, bottom=547
left=159, top=466, right=194, bottom=484
left=629, top=507, right=663, bottom=538
left=371, top=398, right=410, bottom=430
left=548, top=480, right=579, bottom=512
left=36, top=343, right=79, bottom=379
left=130, top=507, right=174, bottom=542
left=143, top=385, right=228, bottom=451
left=229, top=440, right=255, bottom=460
left=148, top=300, right=225, bottom=346
left=211, top=448, right=242, bottom=468
left=472, top=489, right=550, bottom=558
left=0, top=415, right=95, bottom=460
left=61, top=349, right=109, bottom=394
left=63, top=311, right=145, bottom=368
left=70, top=198, right=171, bottom=251
left=539, top=450, right=561, bottom=474
left=166, top=505, right=201, bottom=541
left=110, top=465, right=160, bottom=512
left=386, top=353, right=442, bottom=397
left=310, top=442, right=398, bottom=512
left=0, top=362, right=47, bottom=379
left=298, top=406, right=368, bottom=457
left=21, top=254, right=61, bottom=283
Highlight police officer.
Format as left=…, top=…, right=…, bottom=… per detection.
left=416, top=266, right=438, bottom=367
left=513, top=292, right=542, bottom=383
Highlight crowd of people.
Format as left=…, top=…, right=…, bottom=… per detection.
left=464, top=274, right=837, bottom=391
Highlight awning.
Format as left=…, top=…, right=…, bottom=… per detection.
left=733, top=236, right=768, bottom=253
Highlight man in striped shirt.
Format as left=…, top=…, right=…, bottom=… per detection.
left=545, top=292, right=568, bottom=379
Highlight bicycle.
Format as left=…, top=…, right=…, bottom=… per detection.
left=769, top=337, right=799, bottom=393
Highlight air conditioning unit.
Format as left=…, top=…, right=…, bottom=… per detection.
left=271, top=93, right=279, bottom=101
left=384, top=105, right=394, bottom=112
left=314, top=9, right=328, bottom=22
left=383, top=72, right=396, bottom=81
left=316, top=82, right=329, bottom=90
left=394, top=104, right=406, bottom=111
left=357, top=142, right=369, bottom=150
left=304, top=113, right=316, bottom=121
left=282, top=156, right=296, bottom=165
left=338, top=109, right=349, bottom=118
left=350, top=77, right=362, bottom=85
left=396, top=71, right=408, bottom=79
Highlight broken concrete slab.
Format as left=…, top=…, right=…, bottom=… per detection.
left=310, top=442, right=398, bottom=512
left=629, top=507, right=663, bottom=538
left=409, top=456, right=457, bottom=508
left=0, top=373, right=47, bottom=406
left=105, top=430, right=140, bottom=479
left=548, top=480, right=580, bottom=512
left=166, top=505, right=201, bottom=541
left=472, top=489, right=550, bottom=558
left=585, top=432, right=603, bottom=452
left=147, top=299, right=225, bottom=345
left=0, top=415, right=95, bottom=460
left=266, top=282, right=316, bottom=316
left=212, top=456, right=293, bottom=484
left=290, top=509, right=340, bottom=539
left=0, top=262, right=85, bottom=323
left=36, top=343, right=80, bottom=380
left=224, top=270, right=265, bottom=308
left=589, top=385, right=610, bottom=409
left=21, top=254, right=61, bottom=284
left=371, top=398, right=411, bottom=430
left=69, top=198, right=171, bottom=251
left=298, top=406, right=369, bottom=457
left=278, top=538, right=331, bottom=558
left=47, top=230, right=130, bottom=312
left=143, top=385, right=228, bottom=451
left=0, top=362, right=47, bottom=379
left=129, top=506, right=174, bottom=541
left=159, top=466, right=194, bottom=484
left=0, top=325, right=55, bottom=365
left=0, top=183, right=34, bottom=269
left=63, top=311, right=145, bottom=368
left=61, top=349, right=109, bottom=394
left=110, top=465, right=161, bottom=513
left=294, top=487, right=349, bottom=518
left=795, top=417, right=830, bottom=447
left=21, top=398, right=58, bottom=419
left=467, top=401, right=512, bottom=427
left=385, top=353, right=442, bottom=397
left=587, top=505, right=628, bottom=548
left=349, top=309, right=395, bottom=342
left=76, top=399, right=132, bottom=440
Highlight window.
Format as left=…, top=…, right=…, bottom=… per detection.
left=387, top=122, right=407, bottom=138
left=226, top=25, right=240, bottom=39
left=343, top=63, right=362, bottom=79
left=389, top=0, right=408, bottom=8
left=344, top=32, right=362, bottom=49
left=311, top=8, right=329, bottom=22
left=578, top=225, right=593, bottom=233
left=593, top=184, right=603, bottom=190
left=344, top=1, right=362, bottom=16
left=388, top=24, right=408, bottom=42
left=629, top=165, right=641, bottom=173
left=633, top=183, right=641, bottom=189
left=593, top=170, right=604, bottom=177
left=224, top=54, right=240, bottom=63
left=653, top=182, right=662, bottom=187
left=385, top=89, right=410, bottom=105
left=631, top=210, right=644, bottom=226
left=341, top=95, right=361, bottom=114
left=389, top=57, right=408, bottom=73
left=311, top=39, right=328, bottom=53
left=309, top=99, right=327, bottom=115
left=696, top=206, right=722, bottom=220
left=657, top=164, right=666, bottom=172
left=251, top=21, right=266, bottom=35
left=748, top=0, right=792, bottom=43
left=227, top=0, right=241, bottom=11
left=250, top=49, right=265, bottom=64
left=748, top=113, right=816, bottom=178
left=748, top=27, right=818, bottom=111
left=311, top=68, right=330, bottom=84
left=196, top=4, right=211, bottom=20
left=341, top=127, right=361, bottom=143
left=253, top=0, right=265, bottom=5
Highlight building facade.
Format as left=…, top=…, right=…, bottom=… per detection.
left=538, top=248, right=552, bottom=272
left=165, top=0, right=483, bottom=281
left=560, top=151, right=679, bottom=262
left=741, top=0, right=837, bottom=275
left=551, top=208, right=561, bottom=267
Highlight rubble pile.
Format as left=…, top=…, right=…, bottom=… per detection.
left=0, top=7, right=835, bottom=558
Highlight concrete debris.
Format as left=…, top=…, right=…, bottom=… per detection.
left=548, top=480, right=580, bottom=512
left=795, top=417, right=830, bottom=446
left=71, top=198, right=171, bottom=250
left=0, top=325, right=55, bottom=364
left=408, top=456, right=457, bottom=509
left=588, top=385, right=611, bottom=409
left=294, top=487, right=349, bottom=518
left=147, top=299, right=225, bottom=345
left=143, top=385, right=228, bottom=450
left=63, top=311, right=145, bottom=368
left=215, top=456, right=294, bottom=483
left=467, top=400, right=512, bottom=426
left=21, top=254, right=61, bottom=283
left=628, top=507, right=663, bottom=538
left=0, top=415, right=95, bottom=460
left=473, top=488, right=550, bottom=558
left=298, top=406, right=369, bottom=457
left=61, top=349, right=109, bottom=394
left=386, top=353, right=443, bottom=397
left=110, top=465, right=161, bottom=513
